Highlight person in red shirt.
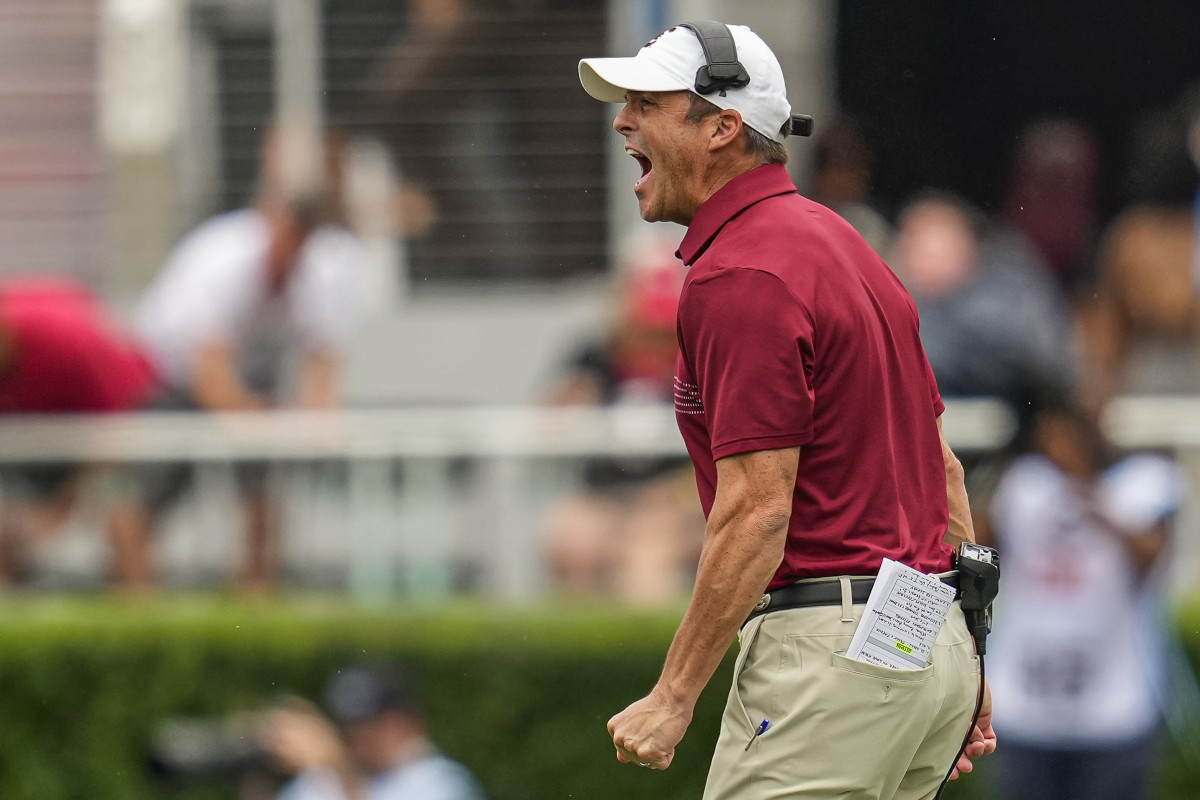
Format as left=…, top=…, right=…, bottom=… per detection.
left=0, top=279, right=155, bottom=413
left=0, top=278, right=158, bottom=583
left=579, top=21, right=995, bottom=798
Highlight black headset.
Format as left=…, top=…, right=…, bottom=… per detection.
left=678, top=20, right=814, bottom=138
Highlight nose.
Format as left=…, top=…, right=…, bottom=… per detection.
left=613, top=103, right=634, bottom=136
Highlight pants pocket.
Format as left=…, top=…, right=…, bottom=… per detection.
left=731, top=615, right=766, bottom=733
left=814, top=649, right=939, bottom=728
left=830, top=650, right=936, bottom=683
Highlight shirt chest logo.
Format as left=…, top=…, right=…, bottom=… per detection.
left=674, top=376, right=704, bottom=415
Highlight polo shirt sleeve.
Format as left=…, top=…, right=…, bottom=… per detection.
left=679, top=267, right=814, bottom=460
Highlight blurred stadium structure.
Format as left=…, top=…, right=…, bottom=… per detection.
left=1, top=1, right=105, bottom=284
left=3, top=0, right=1200, bottom=598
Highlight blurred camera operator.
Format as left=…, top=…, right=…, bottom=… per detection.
left=258, top=666, right=486, bottom=800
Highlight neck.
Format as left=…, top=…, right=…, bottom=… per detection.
left=685, top=157, right=768, bottom=225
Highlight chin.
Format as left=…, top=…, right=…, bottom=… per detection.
left=637, top=200, right=664, bottom=223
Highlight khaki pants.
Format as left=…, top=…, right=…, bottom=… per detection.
left=703, top=589, right=979, bottom=800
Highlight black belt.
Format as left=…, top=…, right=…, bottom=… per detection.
left=745, top=572, right=960, bottom=624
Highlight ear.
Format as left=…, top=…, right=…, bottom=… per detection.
left=708, top=109, right=743, bottom=151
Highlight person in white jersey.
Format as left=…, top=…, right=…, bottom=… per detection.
left=986, top=388, right=1182, bottom=800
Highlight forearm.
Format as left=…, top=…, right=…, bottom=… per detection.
left=938, top=418, right=975, bottom=547
left=1087, top=509, right=1168, bottom=575
left=259, top=706, right=364, bottom=799
left=193, top=380, right=268, bottom=411
left=944, top=453, right=974, bottom=547
left=608, top=447, right=797, bottom=769
left=192, top=343, right=269, bottom=411
left=656, top=500, right=789, bottom=710
left=1119, top=530, right=1167, bottom=576
left=297, top=350, right=341, bottom=409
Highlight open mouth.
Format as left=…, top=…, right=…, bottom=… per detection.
left=627, top=147, right=652, bottom=190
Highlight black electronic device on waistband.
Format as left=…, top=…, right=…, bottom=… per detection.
left=678, top=20, right=814, bottom=137
left=954, top=541, right=1000, bottom=654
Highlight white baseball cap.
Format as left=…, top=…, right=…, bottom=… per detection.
left=579, top=23, right=793, bottom=143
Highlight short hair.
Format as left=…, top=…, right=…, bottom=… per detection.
left=685, top=93, right=790, bottom=166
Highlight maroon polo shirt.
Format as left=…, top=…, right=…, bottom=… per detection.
left=673, top=163, right=952, bottom=588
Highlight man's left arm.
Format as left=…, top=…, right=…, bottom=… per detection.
left=934, top=417, right=997, bottom=778
left=608, top=445, right=798, bottom=770
left=938, top=416, right=976, bottom=548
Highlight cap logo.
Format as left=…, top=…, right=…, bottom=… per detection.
left=641, top=27, right=678, bottom=50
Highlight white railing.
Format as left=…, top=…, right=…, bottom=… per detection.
left=0, top=398, right=1015, bottom=462
left=0, top=397, right=1196, bottom=599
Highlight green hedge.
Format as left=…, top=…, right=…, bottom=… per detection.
left=0, top=594, right=1194, bottom=799
left=0, top=596, right=719, bottom=800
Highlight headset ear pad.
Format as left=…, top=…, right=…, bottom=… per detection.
left=693, top=62, right=750, bottom=96
left=789, top=115, right=814, bottom=137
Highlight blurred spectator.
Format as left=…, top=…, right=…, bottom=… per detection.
left=258, top=665, right=487, bottom=800
left=106, top=127, right=363, bottom=591
left=1001, top=118, right=1102, bottom=292
left=0, top=277, right=158, bottom=583
left=888, top=190, right=1073, bottom=403
left=808, top=113, right=894, bottom=254
left=985, top=387, right=1181, bottom=800
left=541, top=232, right=704, bottom=605
left=1076, top=85, right=1200, bottom=409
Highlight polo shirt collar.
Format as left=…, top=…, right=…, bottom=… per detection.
left=676, top=163, right=798, bottom=266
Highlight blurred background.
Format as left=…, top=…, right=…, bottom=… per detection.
left=4, top=0, right=1200, bottom=798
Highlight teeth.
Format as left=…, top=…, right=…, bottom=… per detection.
left=626, top=147, right=644, bottom=157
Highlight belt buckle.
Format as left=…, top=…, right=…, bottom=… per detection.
left=754, top=593, right=770, bottom=612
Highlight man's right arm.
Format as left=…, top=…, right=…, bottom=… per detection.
left=938, top=415, right=975, bottom=547
left=607, top=445, right=798, bottom=770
